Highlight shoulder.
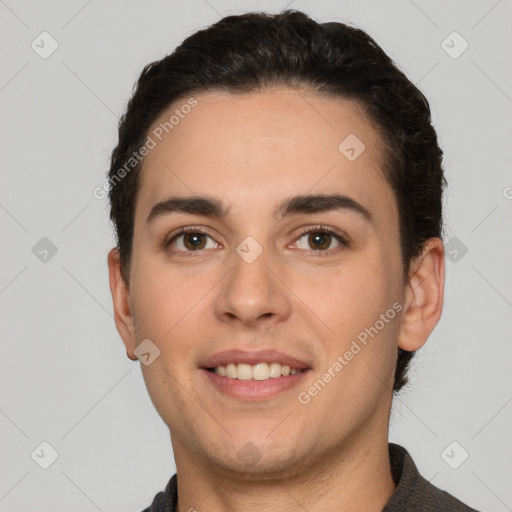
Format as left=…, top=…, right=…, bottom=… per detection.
left=140, top=473, right=177, bottom=512
left=383, top=443, right=481, bottom=512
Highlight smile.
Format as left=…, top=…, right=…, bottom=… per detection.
left=208, top=362, right=304, bottom=381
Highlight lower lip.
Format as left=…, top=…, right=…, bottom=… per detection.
left=201, top=368, right=310, bottom=400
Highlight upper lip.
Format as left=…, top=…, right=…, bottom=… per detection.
left=200, top=349, right=311, bottom=370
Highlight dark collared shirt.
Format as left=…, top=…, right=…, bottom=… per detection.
left=141, top=442, right=480, bottom=511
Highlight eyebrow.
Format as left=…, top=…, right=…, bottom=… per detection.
left=146, top=193, right=373, bottom=225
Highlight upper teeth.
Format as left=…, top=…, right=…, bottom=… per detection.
left=213, top=363, right=303, bottom=380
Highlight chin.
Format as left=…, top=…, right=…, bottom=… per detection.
left=201, top=437, right=310, bottom=480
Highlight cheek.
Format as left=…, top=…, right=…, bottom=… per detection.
left=141, top=358, right=195, bottom=433
left=131, top=260, right=208, bottom=338
left=290, top=256, right=392, bottom=334
left=132, top=261, right=222, bottom=388
left=289, top=255, right=400, bottom=389
left=296, top=263, right=399, bottom=410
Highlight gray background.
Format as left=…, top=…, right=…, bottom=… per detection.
left=1, top=1, right=511, bottom=511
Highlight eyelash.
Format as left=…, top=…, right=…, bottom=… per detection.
left=164, top=224, right=350, bottom=257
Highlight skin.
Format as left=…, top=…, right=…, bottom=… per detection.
left=108, top=88, right=445, bottom=512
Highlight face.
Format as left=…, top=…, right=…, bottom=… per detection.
left=110, top=88, right=431, bottom=478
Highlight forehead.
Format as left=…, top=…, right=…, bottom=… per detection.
left=136, top=89, right=396, bottom=231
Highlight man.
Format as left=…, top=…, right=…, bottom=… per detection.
left=106, top=9, right=479, bottom=511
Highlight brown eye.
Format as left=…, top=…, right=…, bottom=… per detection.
left=307, top=232, right=332, bottom=250
left=182, top=233, right=207, bottom=250
left=294, top=229, right=348, bottom=252
left=165, top=228, right=219, bottom=254
left=291, top=225, right=350, bottom=256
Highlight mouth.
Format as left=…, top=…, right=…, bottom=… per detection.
left=199, top=350, right=312, bottom=401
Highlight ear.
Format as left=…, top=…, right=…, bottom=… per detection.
left=397, top=237, right=445, bottom=352
left=107, top=248, right=138, bottom=361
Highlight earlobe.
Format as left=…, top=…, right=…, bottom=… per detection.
left=107, top=248, right=138, bottom=361
left=397, top=238, right=445, bottom=352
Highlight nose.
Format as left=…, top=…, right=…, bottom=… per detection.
left=215, top=239, right=292, bottom=329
